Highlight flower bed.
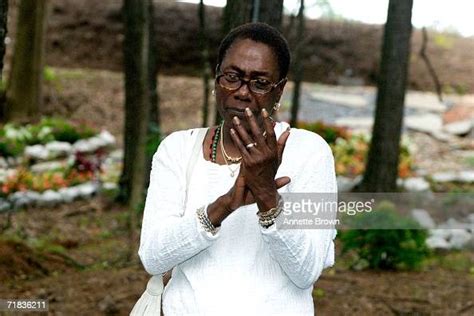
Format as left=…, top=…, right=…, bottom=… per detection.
left=0, top=118, right=120, bottom=211
left=297, top=121, right=414, bottom=178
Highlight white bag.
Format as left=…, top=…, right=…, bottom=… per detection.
left=130, top=128, right=208, bottom=316
left=130, top=275, right=164, bottom=315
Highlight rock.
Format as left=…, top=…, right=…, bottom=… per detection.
left=102, top=182, right=118, bottom=191
left=411, top=209, right=436, bottom=229
left=426, top=235, right=451, bottom=249
left=77, top=182, right=98, bottom=198
left=448, top=229, right=472, bottom=249
left=405, top=114, right=443, bottom=134
left=7, top=191, right=38, bottom=209
left=443, top=103, right=474, bottom=124
left=431, top=172, right=458, bottom=183
left=443, top=120, right=473, bottom=136
left=0, top=157, right=7, bottom=168
left=98, top=130, right=116, bottom=146
left=467, top=213, right=474, bottom=224
left=72, top=139, right=91, bottom=153
left=405, top=92, right=447, bottom=112
left=0, top=198, right=11, bottom=212
left=458, top=170, right=474, bottom=183
left=45, top=141, right=72, bottom=157
left=310, top=91, right=368, bottom=108
left=88, top=137, right=104, bottom=151
left=58, top=187, right=80, bottom=203
left=337, top=176, right=361, bottom=192
left=31, top=161, right=65, bottom=173
left=23, top=191, right=41, bottom=206
left=24, top=145, right=50, bottom=160
left=403, top=177, right=431, bottom=192
left=430, top=130, right=453, bottom=142
left=38, top=190, right=63, bottom=207
left=429, top=229, right=451, bottom=239
left=109, top=149, right=123, bottom=162
left=334, top=116, right=373, bottom=129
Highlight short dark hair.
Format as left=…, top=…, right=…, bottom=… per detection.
left=217, top=22, right=291, bottom=80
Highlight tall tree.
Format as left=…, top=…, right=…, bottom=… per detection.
left=199, top=0, right=211, bottom=127
left=218, top=0, right=284, bottom=124
left=290, top=0, right=305, bottom=127
left=0, top=0, right=9, bottom=119
left=357, top=0, right=414, bottom=192
left=144, top=0, right=160, bottom=191
left=120, top=0, right=151, bottom=258
left=5, top=0, right=48, bottom=123
left=223, top=0, right=284, bottom=34
left=257, top=0, right=284, bottom=30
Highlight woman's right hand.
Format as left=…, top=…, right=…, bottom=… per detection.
left=207, top=168, right=290, bottom=227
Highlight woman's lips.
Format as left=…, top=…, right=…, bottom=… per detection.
left=226, top=108, right=246, bottom=117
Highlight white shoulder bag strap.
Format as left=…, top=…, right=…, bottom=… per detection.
left=130, top=128, right=208, bottom=316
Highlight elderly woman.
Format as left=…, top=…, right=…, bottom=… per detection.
left=138, top=23, right=337, bottom=315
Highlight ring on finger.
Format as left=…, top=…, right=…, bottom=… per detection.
left=246, top=142, right=257, bottom=149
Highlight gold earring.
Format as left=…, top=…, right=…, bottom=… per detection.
left=273, top=102, right=281, bottom=112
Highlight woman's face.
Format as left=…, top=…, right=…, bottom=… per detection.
left=215, top=38, right=286, bottom=129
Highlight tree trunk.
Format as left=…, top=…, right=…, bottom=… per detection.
left=199, top=0, right=211, bottom=127
left=144, top=0, right=160, bottom=191
left=0, top=0, right=9, bottom=120
left=120, top=0, right=151, bottom=260
left=5, top=0, right=48, bottom=123
left=218, top=0, right=284, bottom=124
left=258, top=0, right=283, bottom=30
left=290, top=0, right=305, bottom=127
left=222, top=0, right=253, bottom=35
left=356, top=0, right=413, bottom=192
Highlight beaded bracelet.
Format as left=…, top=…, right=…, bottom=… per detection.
left=197, top=206, right=219, bottom=235
left=257, top=196, right=284, bottom=228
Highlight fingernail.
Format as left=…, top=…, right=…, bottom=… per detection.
left=245, top=108, right=252, bottom=116
left=230, top=128, right=236, bottom=134
left=233, top=116, right=239, bottom=124
left=262, top=108, right=268, bottom=118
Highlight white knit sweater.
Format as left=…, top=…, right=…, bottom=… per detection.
left=138, top=121, right=337, bottom=316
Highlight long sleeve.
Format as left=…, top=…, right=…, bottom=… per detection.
left=138, top=131, right=220, bottom=276
left=259, top=131, right=337, bottom=289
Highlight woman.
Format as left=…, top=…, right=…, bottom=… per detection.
left=138, top=23, right=337, bottom=315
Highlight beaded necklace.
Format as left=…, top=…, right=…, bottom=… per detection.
left=210, top=124, right=221, bottom=163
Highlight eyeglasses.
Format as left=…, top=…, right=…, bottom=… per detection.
left=216, top=72, right=286, bottom=95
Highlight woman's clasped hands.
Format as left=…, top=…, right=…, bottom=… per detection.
left=223, top=107, right=291, bottom=214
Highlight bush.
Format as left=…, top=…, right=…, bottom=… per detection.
left=297, top=121, right=349, bottom=145
left=339, top=201, right=430, bottom=270
left=297, top=121, right=414, bottom=178
left=0, top=118, right=98, bottom=157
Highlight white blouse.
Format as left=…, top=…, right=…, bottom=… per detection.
left=138, top=121, right=337, bottom=316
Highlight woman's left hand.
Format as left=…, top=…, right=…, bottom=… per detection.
left=229, top=107, right=291, bottom=212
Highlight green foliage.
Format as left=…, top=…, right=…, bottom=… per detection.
left=38, top=117, right=96, bottom=143
left=0, top=118, right=98, bottom=157
left=297, top=121, right=349, bottom=145
left=146, top=121, right=162, bottom=158
left=339, top=201, right=430, bottom=270
left=43, top=66, right=58, bottom=83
